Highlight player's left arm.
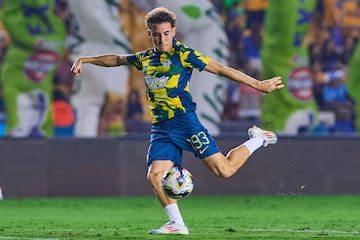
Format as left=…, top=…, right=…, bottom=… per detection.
left=204, top=59, right=284, bottom=93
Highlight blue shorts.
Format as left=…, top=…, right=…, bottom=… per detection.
left=147, top=112, right=220, bottom=166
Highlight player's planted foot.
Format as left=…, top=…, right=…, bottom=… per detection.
left=149, top=221, right=189, bottom=235
left=248, top=125, right=278, bottom=147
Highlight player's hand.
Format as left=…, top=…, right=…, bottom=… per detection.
left=70, top=58, right=83, bottom=76
left=259, top=76, right=284, bottom=93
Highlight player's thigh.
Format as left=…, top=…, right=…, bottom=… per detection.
left=201, top=152, right=228, bottom=176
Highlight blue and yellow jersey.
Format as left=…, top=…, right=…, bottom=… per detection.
left=127, top=39, right=211, bottom=123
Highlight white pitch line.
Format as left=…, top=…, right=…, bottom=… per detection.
left=245, top=228, right=360, bottom=235
left=1, top=228, right=359, bottom=239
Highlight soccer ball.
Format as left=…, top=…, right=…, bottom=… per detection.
left=161, top=167, right=194, bottom=199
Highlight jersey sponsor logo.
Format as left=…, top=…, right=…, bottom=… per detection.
left=145, top=75, right=169, bottom=90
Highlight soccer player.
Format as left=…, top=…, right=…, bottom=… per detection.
left=71, top=7, right=284, bottom=235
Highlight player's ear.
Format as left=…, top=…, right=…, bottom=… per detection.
left=172, top=27, right=177, bottom=36
left=147, top=29, right=151, bottom=39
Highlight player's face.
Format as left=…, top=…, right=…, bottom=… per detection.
left=148, top=22, right=176, bottom=53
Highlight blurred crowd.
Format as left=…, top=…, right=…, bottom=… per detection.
left=216, top=0, right=358, bottom=134
left=0, top=0, right=359, bottom=138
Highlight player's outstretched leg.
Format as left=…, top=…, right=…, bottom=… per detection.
left=203, top=125, right=278, bottom=178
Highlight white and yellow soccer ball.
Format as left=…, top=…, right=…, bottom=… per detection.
left=161, top=167, right=194, bottom=199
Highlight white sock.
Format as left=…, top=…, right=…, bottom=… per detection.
left=165, top=203, right=185, bottom=226
left=241, top=137, right=264, bottom=155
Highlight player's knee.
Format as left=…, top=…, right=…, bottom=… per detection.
left=147, top=169, right=162, bottom=184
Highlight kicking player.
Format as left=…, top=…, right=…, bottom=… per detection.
left=71, top=7, right=284, bottom=235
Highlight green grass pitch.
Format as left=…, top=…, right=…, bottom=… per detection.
left=0, top=195, right=359, bottom=239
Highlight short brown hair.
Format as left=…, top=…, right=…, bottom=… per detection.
left=144, top=7, right=176, bottom=29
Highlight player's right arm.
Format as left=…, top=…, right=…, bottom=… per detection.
left=71, top=54, right=131, bottom=76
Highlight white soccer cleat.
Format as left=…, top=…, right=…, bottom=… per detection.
left=248, top=125, right=278, bottom=147
left=149, top=221, right=189, bottom=235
